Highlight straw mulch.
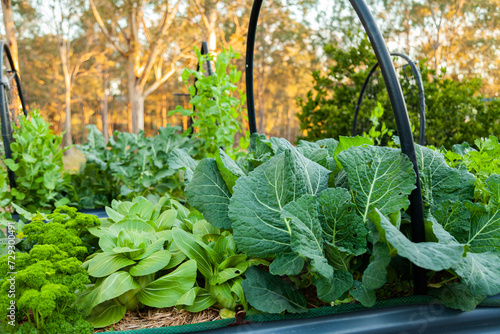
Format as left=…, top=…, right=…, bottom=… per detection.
left=94, top=307, right=220, bottom=333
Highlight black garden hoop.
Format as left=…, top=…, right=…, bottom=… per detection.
left=244, top=0, right=427, bottom=294
left=0, top=41, right=28, bottom=188
left=352, top=52, right=426, bottom=145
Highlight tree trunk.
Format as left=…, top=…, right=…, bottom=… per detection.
left=1, top=0, right=19, bottom=71
left=102, top=67, right=109, bottom=143
left=258, top=67, right=265, bottom=134
left=127, top=57, right=144, bottom=133
left=59, top=39, right=72, bottom=152
left=204, top=0, right=217, bottom=50
left=63, top=80, right=72, bottom=149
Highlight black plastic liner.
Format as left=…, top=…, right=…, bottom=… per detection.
left=108, top=295, right=500, bottom=334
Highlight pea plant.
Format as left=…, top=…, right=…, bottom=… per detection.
left=170, top=47, right=249, bottom=159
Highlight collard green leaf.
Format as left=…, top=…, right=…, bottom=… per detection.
left=333, top=136, right=373, bottom=171
left=314, top=270, right=353, bottom=303
left=269, top=253, right=305, bottom=276
left=429, top=284, right=486, bottom=312
left=432, top=200, right=471, bottom=244
left=370, top=209, right=464, bottom=271
left=454, top=252, right=500, bottom=296
left=215, top=149, right=245, bottom=193
left=362, top=242, right=391, bottom=290
left=324, top=242, right=355, bottom=271
left=414, top=144, right=475, bottom=209
left=230, top=149, right=330, bottom=257
left=242, top=266, right=307, bottom=314
left=350, top=281, right=376, bottom=307
left=281, top=194, right=333, bottom=281
left=428, top=216, right=500, bottom=297
left=296, top=140, right=336, bottom=171
left=185, top=159, right=233, bottom=229
left=317, top=188, right=367, bottom=255
left=465, top=201, right=500, bottom=253
left=487, top=175, right=500, bottom=205
left=137, top=260, right=197, bottom=308
left=168, top=148, right=198, bottom=184
left=338, top=146, right=416, bottom=222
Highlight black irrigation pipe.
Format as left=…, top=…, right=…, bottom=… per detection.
left=245, top=0, right=427, bottom=295
left=0, top=41, right=28, bottom=188
left=352, top=52, right=426, bottom=145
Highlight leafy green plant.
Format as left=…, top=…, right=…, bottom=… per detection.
left=362, top=102, right=394, bottom=146
left=298, top=38, right=500, bottom=148
left=0, top=208, right=98, bottom=333
left=169, top=47, right=249, bottom=159
left=183, top=134, right=500, bottom=313
left=444, top=135, right=500, bottom=203
left=80, top=195, right=251, bottom=327
left=72, top=124, right=200, bottom=208
left=19, top=206, right=101, bottom=259
left=0, top=111, right=71, bottom=216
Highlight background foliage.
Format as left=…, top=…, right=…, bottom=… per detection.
left=297, top=38, right=500, bottom=148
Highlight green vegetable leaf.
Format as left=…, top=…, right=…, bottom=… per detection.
left=86, top=300, right=127, bottom=328
left=168, top=148, right=198, bottom=184
left=87, top=252, right=136, bottom=277
left=177, top=287, right=217, bottom=313
left=338, top=146, right=416, bottom=222
left=242, top=266, right=307, bottom=314
left=185, top=159, right=233, bottom=229
left=215, top=149, right=245, bottom=193
left=466, top=202, right=500, bottom=254
left=314, top=270, right=353, bottom=303
left=3, top=158, right=19, bottom=172
left=350, top=281, right=376, bottom=307
left=172, top=228, right=214, bottom=279
left=362, top=242, right=391, bottom=290
left=129, top=250, right=172, bottom=276
left=281, top=194, right=333, bottom=281
left=370, top=209, right=464, bottom=271
left=317, top=188, right=367, bottom=255
left=333, top=136, right=373, bottom=171
left=454, top=252, right=500, bottom=296
left=91, top=271, right=140, bottom=308
left=129, top=200, right=154, bottom=220
left=269, top=253, right=305, bottom=276
left=192, top=219, right=220, bottom=237
left=429, top=284, right=486, bottom=312
left=432, top=200, right=471, bottom=244
left=137, top=260, right=197, bottom=308
left=230, top=149, right=329, bottom=257
left=415, top=144, right=475, bottom=208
